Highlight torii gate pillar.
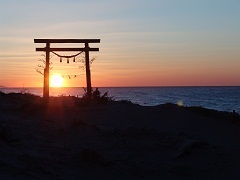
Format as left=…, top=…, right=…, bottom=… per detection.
left=34, top=39, right=100, bottom=100
left=85, top=43, right=92, bottom=98
left=44, top=43, right=50, bottom=98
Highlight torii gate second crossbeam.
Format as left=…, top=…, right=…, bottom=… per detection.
left=34, top=39, right=100, bottom=99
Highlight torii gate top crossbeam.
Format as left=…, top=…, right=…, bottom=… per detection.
left=35, top=48, right=99, bottom=52
left=34, top=39, right=100, bottom=44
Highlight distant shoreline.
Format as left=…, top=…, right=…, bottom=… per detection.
left=1, top=85, right=240, bottom=88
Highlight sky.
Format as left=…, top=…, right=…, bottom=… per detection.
left=0, top=0, right=240, bottom=87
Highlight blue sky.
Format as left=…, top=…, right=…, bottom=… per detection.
left=0, top=0, right=240, bottom=87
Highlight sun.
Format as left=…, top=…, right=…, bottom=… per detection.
left=50, top=74, right=64, bottom=87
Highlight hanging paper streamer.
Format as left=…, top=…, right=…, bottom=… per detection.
left=73, top=57, right=75, bottom=62
left=60, top=57, right=62, bottom=62
left=61, top=74, right=81, bottom=79
left=67, top=58, right=69, bottom=64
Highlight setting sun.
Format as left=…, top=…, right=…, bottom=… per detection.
left=50, top=74, right=64, bottom=87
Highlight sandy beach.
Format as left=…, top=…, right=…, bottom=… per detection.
left=0, top=92, right=240, bottom=179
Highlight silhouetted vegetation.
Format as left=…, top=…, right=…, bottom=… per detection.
left=77, top=54, right=97, bottom=70
left=76, top=88, right=114, bottom=106
left=35, top=54, right=53, bottom=75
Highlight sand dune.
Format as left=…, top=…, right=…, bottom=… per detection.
left=0, top=92, right=240, bottom=179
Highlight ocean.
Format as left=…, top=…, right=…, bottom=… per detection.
left=1, top=86, right=240, bottom=113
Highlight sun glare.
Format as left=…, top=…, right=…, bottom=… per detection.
left=50, top=74, right=64, bottom=87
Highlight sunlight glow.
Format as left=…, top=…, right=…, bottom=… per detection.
left=50, top=74, right=64, bottom=87
left=177, top=100, right=183, bottom=107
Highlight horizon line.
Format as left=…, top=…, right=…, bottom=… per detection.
left=1, top=85, right=240, bottom=88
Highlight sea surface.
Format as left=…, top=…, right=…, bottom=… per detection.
left=1, top=86, right=240, bottom=113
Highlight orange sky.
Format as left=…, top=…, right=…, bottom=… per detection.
left=1, top=43, right=240, bottom=87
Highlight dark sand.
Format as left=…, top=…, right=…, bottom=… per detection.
left=0, top=93, right=240, bottom=179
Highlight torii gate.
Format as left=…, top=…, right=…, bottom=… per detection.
left=34, top=39, right=100, bottom=99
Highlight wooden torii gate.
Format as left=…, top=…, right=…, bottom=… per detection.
left=34, top=39, right=100, bottom=99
